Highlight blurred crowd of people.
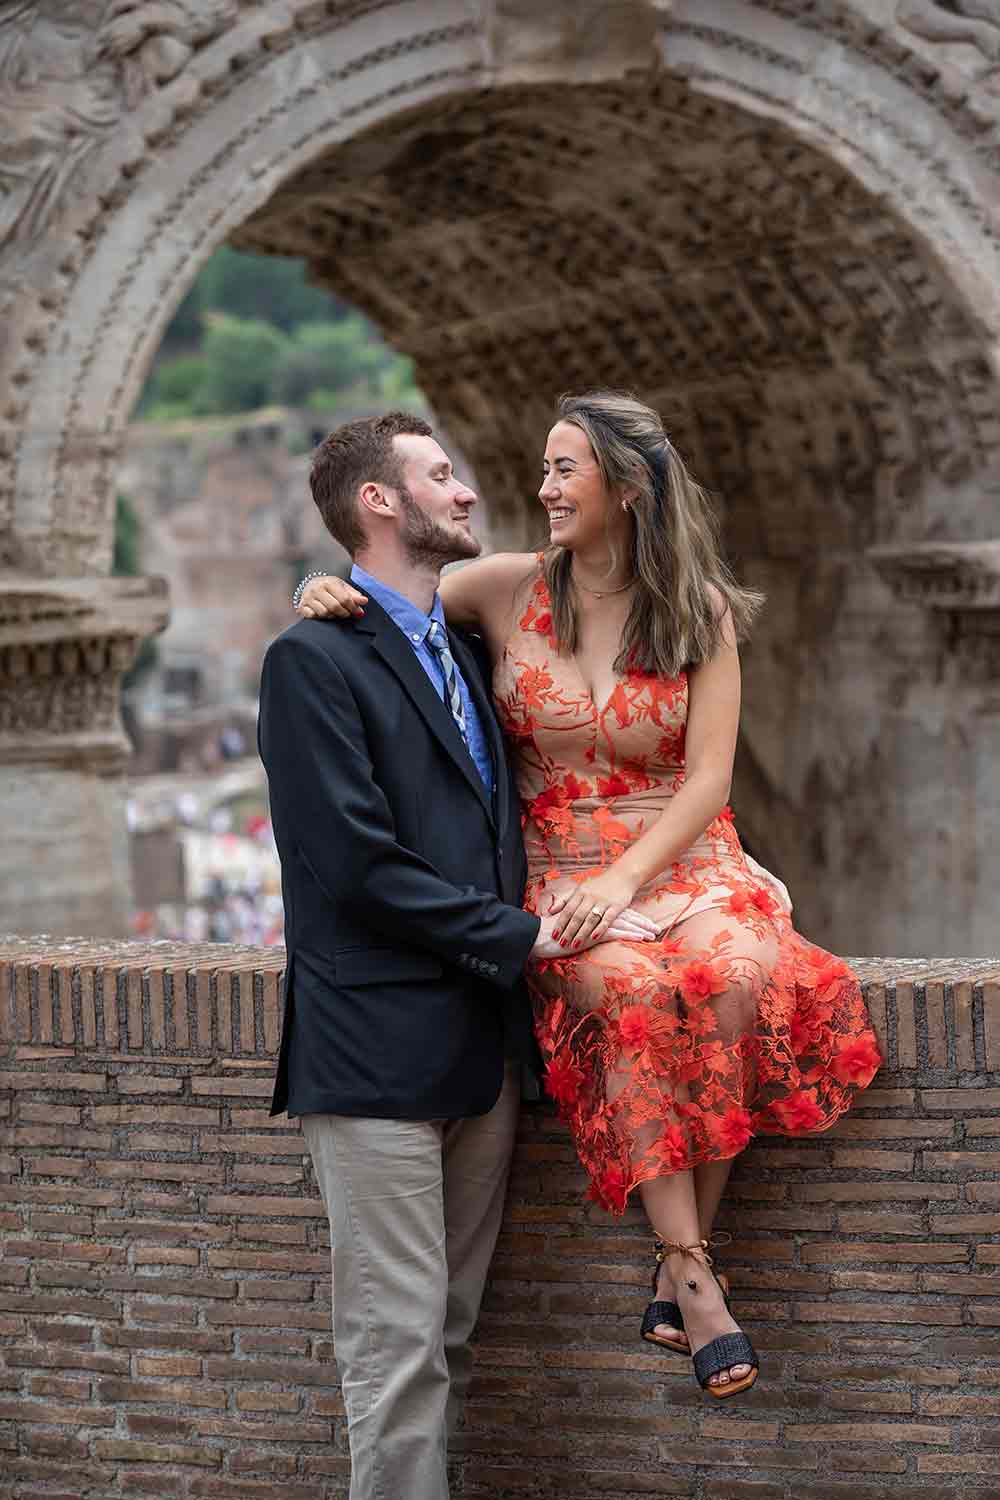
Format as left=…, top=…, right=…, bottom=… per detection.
left=130, top=798, right=284, bottom=948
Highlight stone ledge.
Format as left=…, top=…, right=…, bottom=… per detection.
left=0, top=576, right=169, bottom=646
left=868, top=540, right=1000, bottom=613
left=2, top=939, right=999, bottom=1069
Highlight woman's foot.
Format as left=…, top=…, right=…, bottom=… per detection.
left=650, top=1257, right=688, bottom=1349
left=668, top=1250, right=753, bottom=1390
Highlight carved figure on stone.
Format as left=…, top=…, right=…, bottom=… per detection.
left=897, top=1, right=1000, bottom=86
left=0, top=2, right=119, bottom=251
left=100, top=0, right=238, bottom=103
left=0, top=0, right=237, bottom=253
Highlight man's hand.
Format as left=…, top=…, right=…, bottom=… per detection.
left=530, top=907, right=658, bottom=959
left=298, top=576, right=367, bottom=619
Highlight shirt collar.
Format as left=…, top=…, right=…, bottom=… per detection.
left=350, top=563, right=445, bottom=644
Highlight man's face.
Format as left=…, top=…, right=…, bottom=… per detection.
left=391, top=434, right=481, bottom=565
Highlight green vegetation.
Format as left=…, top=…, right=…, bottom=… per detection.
left=112, top=493, right=142, bottom=577
left=112, top=495, right=157, bottom=684
left=140, top=248, right=422, bottom=422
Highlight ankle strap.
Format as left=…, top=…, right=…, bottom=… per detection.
left=653, top=1236, right=713, bottom=1267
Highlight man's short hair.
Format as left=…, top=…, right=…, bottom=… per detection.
left=309, top=411, right=434, bottom=555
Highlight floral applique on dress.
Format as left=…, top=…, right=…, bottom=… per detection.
left=493, top=565, right=882, bottom=1215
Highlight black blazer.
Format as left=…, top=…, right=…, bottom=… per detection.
left=258, top=598, right=540, bottom=1120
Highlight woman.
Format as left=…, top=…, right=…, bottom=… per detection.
left=294, top=390, right=882, bottom=1400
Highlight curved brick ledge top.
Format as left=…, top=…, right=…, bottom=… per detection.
left=0, top=939, right=999, bottom=1070
left=3, top=936, right=999, bottom=982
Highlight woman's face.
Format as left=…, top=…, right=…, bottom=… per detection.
left=539, top=421, right=628, bottom=552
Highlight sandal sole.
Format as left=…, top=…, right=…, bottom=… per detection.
left=641, top=1331, right=689, bottom=1355
left=705, top=1368, right=759, bottom=1399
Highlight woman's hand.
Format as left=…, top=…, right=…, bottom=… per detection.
left=298, top=576, right=367, bottom=619
left=548, top=870, right=647, bottom=950
left=530, top=906, right=658, bottom=959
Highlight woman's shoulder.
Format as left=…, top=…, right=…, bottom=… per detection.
left=448, top=548, right=537, bottom=576
left=440, top=550, right=539, bottom=635
left=476, top=550, right=541, bottom=584
left=447, top=550, right=539, bottom=605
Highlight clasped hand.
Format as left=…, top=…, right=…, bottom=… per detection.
left=530, top=876, right=658, bottom=959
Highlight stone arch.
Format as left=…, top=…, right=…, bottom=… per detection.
left=2, top=0, right=999, bottom=948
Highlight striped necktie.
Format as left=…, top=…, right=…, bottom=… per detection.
left=426, top=621, right=468, bottom=743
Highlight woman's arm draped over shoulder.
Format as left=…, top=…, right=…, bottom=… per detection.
left=296, top=552, right=538, bottom=660
left=438, top=552, right=538, bottom=655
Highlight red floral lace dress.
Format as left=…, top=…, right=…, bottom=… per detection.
left=492, top=567, right=882, bottom=1215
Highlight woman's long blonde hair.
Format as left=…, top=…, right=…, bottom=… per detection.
left=543, top=390, right=763, bottom=676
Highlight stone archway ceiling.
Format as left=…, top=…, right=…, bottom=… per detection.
left=233, top=75, right=1000, bottom=554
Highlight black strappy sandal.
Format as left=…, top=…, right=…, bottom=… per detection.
left=640, top=1236, right=735, bottom=1356
left=640, top=1237, right=689, bottom=1355
left=658, top=1238, right=759, bottom=1400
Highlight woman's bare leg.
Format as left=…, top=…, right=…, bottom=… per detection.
left=639, top=1170, right=751, bottom=1388
left=693, top=1156, right=736, bottom=1239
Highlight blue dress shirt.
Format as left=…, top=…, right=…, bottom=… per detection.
left=351, top=564, right=495, bottom=794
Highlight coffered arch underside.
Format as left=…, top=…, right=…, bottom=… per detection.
left=4, top=0, right=1000, bottom=574
left=234, top=71, right=1000, bottom=556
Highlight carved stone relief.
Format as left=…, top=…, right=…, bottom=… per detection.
left=0, top=643, right=123, bottom=738
left=0, top=575, right=168, bottom=767
left=0, top=0, right=241, bottom=257
left=233, top=73, right=1000, bottom=548
left=896, top=1, right=1000, bottom=89
left=1, top=0, right=999, bottom=579
left=869, top=538, right=1000, bottom=681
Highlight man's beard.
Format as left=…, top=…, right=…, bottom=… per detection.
left=398, top=487, right=481, bottom=566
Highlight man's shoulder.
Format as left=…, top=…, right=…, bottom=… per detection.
left=265, top=614, right=367, bottom=666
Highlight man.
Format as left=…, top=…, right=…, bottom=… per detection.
left=258, top=412, right=555, bottom=1500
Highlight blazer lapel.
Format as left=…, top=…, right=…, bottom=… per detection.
left=355, top=603, right=494, bottom=823
left=448, top=628, right=509, bottom=835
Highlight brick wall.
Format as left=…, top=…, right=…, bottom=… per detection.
left=1, top=938, right=999, bottom=1500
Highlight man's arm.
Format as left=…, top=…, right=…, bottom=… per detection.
left=259, top=632, right=540, bottom=987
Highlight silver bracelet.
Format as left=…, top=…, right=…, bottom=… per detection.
left=292, top=571, right=325, bottom=610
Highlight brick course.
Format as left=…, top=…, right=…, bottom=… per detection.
left=1, top=940, right=999, bottom=1499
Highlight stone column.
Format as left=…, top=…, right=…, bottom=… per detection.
left=0, top=577, right=168, bottom=938
left=868, top=540, right=1000, bottom=954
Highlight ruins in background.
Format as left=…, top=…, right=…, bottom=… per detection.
left=2, top=1, right=999, bottom=954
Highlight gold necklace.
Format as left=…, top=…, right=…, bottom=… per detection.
left=572, top=572, right=636, bottom=599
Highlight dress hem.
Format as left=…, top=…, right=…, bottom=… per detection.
left=603, top=1092, right=867, bottom=1218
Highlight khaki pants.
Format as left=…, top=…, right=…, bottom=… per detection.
left=300, top=1063, right=520, bottom=1500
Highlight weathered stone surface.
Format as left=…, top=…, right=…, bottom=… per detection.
left=1, top=1, right=1000, bottom=950
left=0, top=767, right=133, bottom=937
left=0, top=575, right=168, bottom=936
left=0, top=576, right=168, bottom=765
